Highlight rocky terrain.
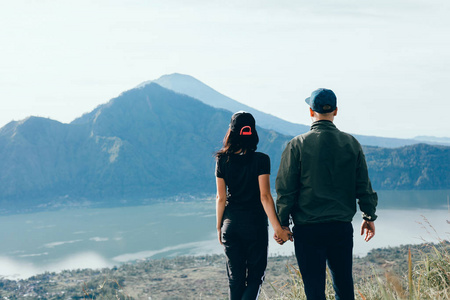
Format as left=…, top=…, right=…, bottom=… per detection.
left=1, top=242, right=447, bottom=299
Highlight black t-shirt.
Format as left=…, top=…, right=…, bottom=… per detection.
left=216, top=152, right=270, bottom=211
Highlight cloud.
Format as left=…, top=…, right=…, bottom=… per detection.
left=36, top=224, right=56, bottom=229
left=0, top=252, right=113, bottom=280
left=0, top=257, right=41, bottom=280
left=47, top=252, right=113, bottom=272
left=18, top=252, right=49, bottom=258
left=43, top=239, right=83, bottom=248
left=112, top=240, right=222, bottom=263
left=89, top=237, right=109, bottom=242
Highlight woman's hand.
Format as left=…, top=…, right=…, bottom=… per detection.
left=258, top=174, right=293, bottom=245
left=274, top=226, right=293, bottom=245
left=217, top=228, right=223, bottom=245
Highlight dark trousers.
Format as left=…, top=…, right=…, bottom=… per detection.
left=221, top=209, right=268, bottom=300
left=293, top=222, right=354, bottom=300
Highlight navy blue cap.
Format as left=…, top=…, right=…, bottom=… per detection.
left=305, top=88, right=337, bottom=113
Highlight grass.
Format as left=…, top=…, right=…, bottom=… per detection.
left=81, top=278, right=132, bottom=300
left=263, top=216, right=450, bottom=300
left=262, top=242, right=450, bottom=300
left=78, top=242, right=450, bottom=299
left=358, top=243, right=450, bottom=300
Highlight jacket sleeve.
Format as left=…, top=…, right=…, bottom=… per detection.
left=276, top=140, right=301, bottom=227
left=356, top=148, right=378, bottom=221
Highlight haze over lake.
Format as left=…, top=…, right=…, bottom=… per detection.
left=1, top=190, right=449, bottom=279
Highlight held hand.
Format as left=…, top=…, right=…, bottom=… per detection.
left=273, top=233, right=284, bottom=245
left=284, top=226, right=294, bottom=242
left=217, top=228, right=223, bottom=245
left=360, top=220, right=375, bottom=242
left=274, top=226, right=293, bottom=245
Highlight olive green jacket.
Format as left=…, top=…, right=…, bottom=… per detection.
left=276, top=120, right=378, bottom=226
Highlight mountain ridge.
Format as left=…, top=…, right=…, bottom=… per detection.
left=144, top=73, right=311, bottom=136
left=0, top=83, right=291, bottom=210
left=147, top=73, right=439, bottom=148
left=0, top=81, right=449, bottom=212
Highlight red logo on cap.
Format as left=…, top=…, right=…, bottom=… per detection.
left=240, top=126, right=252, bottom=136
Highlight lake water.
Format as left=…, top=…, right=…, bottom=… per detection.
left=0, top=190, right=449, bottom=279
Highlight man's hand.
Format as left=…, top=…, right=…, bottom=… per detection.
left=273, top=226, right=293, bottom=245
left=360, top=220, right=375, bottom=242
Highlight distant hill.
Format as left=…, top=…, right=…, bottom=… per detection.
left=413, top=136, right=450, bottom=146
left=144, top=73, right=428, bottom=148
left=0, top=82, right=449, bottom=212
left=364, top=143, right=450, bottom=190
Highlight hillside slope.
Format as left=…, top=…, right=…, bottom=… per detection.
left=0, top=83, right=289, bottom=209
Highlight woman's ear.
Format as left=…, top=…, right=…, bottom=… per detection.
left=309, top=108, right=314, bottom=117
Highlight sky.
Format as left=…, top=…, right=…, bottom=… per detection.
left=1, top=0, right=449, bottom=139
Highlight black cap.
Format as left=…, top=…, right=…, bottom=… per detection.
left=230, top=111, right=255, bottom=136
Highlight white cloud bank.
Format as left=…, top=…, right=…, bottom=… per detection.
left=0, top=252, right=112, bottom=280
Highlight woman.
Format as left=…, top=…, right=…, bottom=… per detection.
left=215, top=111, right=292, bottom=300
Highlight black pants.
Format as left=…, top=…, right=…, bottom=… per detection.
left=294, top=222, right=354, bottom=300
left=221, top=209, right=268, bottom=300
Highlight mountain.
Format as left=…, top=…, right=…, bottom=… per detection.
left=140, top=74, right=310, bottom=136
left=364, top=143, right=450, bottom=190
left=145, top=73, right=431, bottom=148
left=0, top=83, right=289, bottom=211
left=0, top=82, right=449, bottom=212
left=0, top=117, right=90, bottom=203
left=413, top=136, right=450, bottom=146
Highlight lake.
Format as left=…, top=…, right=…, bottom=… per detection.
left=0, top=190, right=449, bottom=279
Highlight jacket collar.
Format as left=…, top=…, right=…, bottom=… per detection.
left=310, top=120, right=336, bottom=131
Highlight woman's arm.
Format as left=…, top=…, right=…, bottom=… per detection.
left=216, top=177, right=227, bottom=245
left=259, top=174, right=292, bottom=242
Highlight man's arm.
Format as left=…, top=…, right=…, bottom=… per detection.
left=276, top=141, right=301, bottom=227
left=356, top=148, right=378, bottom=222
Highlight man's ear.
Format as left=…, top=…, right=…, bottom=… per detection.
left=333, top=107, right=338, bottom=116
left=309, top=108, right=314, bottom=117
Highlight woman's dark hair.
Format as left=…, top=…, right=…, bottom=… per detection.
left=215, top=112, right=259, bottom=158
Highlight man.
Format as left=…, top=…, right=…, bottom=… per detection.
left=275, top=88, right=377, bottom=300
